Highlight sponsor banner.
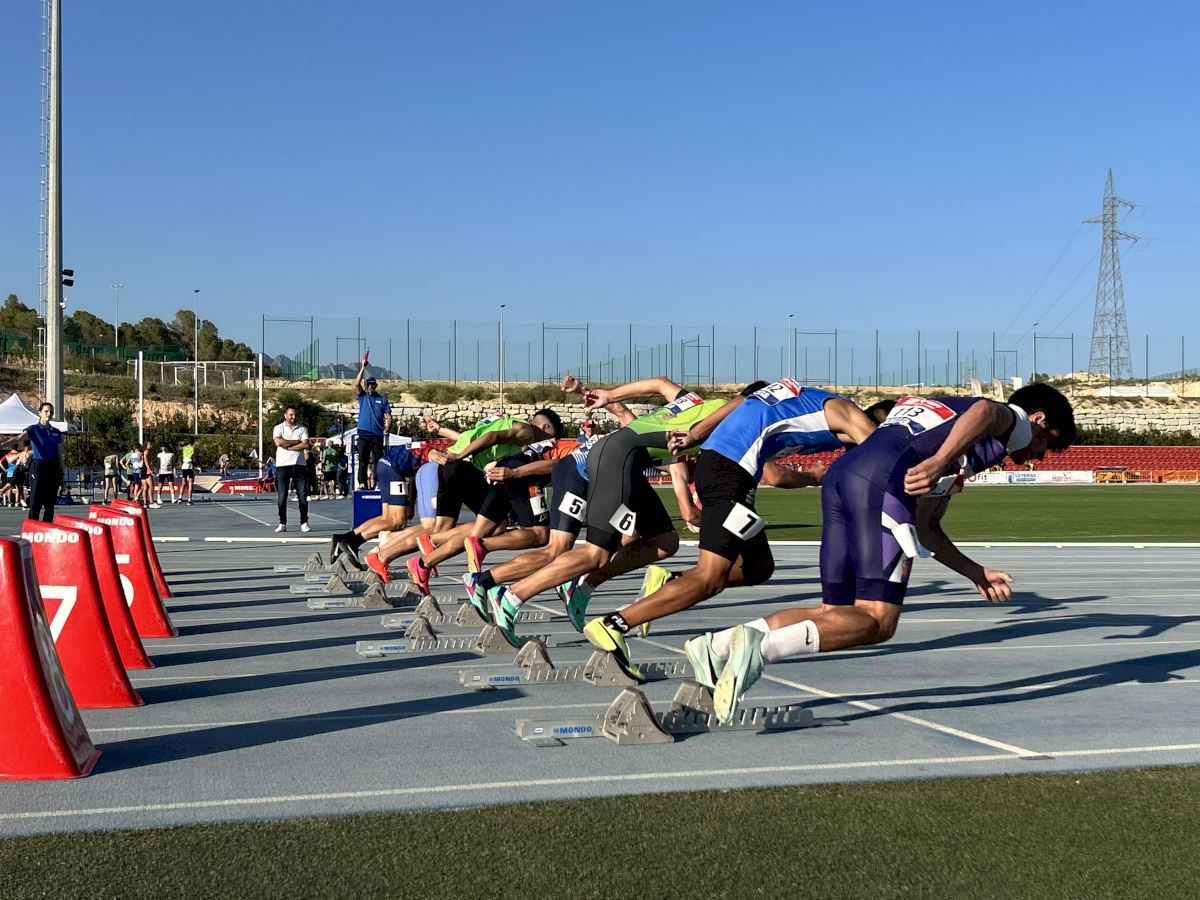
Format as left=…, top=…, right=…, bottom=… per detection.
left=965, top=470, right=1094, bottom=485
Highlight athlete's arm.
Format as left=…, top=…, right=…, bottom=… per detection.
left=486, top=458, right=555, bottom=481
left=421, top=416, right=461, bottom=441
left=668, top=460, right=700, bottom=529
left=352, top=350, right=368, bottom=394
left=584, top=376, right=683, bottom=410
left=665, top=395, right=746, bottom=454
left=760, top=460, right=825, bottom=488
left=915, top=494, right=1013, bottom=602
left=904, top=401, right=1014, bottom=496
left=444, top=421, right=551, bottom=462
left=823, top=398, right=877, bottom=446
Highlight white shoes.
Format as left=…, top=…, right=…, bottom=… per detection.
left=300, top=523, right=311, bottom=533
left=275, top=524, right=286, bottom=533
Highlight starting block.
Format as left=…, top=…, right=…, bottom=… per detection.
left=380, top=602, right=551, bottom=631
left=459, top=643, right=691, bottom=691
left=515, top=681, right=842, bottom=747
left=274, top=552, right=326, bottom=574
left=306, top=589, right=404, bottom=611
left=355, top=624, right=566, bottom=658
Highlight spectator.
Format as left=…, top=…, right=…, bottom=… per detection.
left=577, top=418, right=595, bottom=442
left=218, top=450, right=231, bottom=476
left=353, top=349, right=392, bottom=490
left=103, top=447, right=120, bottom=502
left=336, top=446, right=350, bottom=498
left=8, top=401, right=65, bottom=522
left=322, top=439, right=340, bottom=498
left=272, top=405, right=310, bottom=533
left=179, top=439, right=196, bottom=505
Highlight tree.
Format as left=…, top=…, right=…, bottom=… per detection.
left=0, top=295, right=40, bottom=334
left=66, top=309, right=116, bottom=345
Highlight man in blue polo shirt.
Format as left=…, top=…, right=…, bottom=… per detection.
left=21, top=401, right=64, bottom=522
left=353, top=349, right=391, bottom=490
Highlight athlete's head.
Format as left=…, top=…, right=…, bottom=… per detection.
left=1006, top=383, right=1076, bottom=462
left=739, top=381, right=770, bottom=397
left=364, top=377, right=378, bottom=392
left=862, top=400, right=896, bottom=424
left=531, top=408, right=564, bottom=439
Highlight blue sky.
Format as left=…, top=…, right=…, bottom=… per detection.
left=0, top=1, right=1197, bottom=377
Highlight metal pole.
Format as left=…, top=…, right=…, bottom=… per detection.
left=916, top=330, right=921, bottom=386
left=1032, top=327, right=1037, bottom=383
left=874, top=329, right=879, bottom=391
left=787, top=315, right=794, bottom=379
left=499, top=304, right=506, bottom=408
left=193, top=289, right=200, bottom=435
left=585, top=324, right=590, bottom=381
left=752, top=326, right=758, bottom=380
left=137, top=351, right=144, bottom=444
left=44, top=0, right=64, bottom=411
left=711, top=324, right=716, bottom=389
left=256, top=352, right=264, bottom=476
left=452, top=320, right=457, bottom=384
left=629, top=323, right=633, bottom=383
left=991, top=331, right=996, bottom=382
left=111, top=283, right=123, bottom=348
left=833, top=328, right=838, bottom=394
left=955, top=331, right=960, bottom=387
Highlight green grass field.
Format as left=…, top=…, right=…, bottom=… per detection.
left=663, top=484, right=1200, bottom=543
left=2, top=767, right=1197, bottom=899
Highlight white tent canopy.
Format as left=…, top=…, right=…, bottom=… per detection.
left=0, top=393, right=72, bottom=434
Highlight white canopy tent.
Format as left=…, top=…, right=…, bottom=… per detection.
left=0, top=393, right=72, bottom=434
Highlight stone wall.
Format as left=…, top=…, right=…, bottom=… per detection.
left=1073, top=407, right=1200, bottom=435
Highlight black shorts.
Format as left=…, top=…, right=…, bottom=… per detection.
left=547, top=456, right=588, bottom=537
left=157, top=473, right=173, bottom=484
left=583, top=427, right=674, bottom=552
left=477, top=454, right=549, bottom=529
left=435, top=460, right=489, bottom=521
left=695, top=449, right=772, bottom=565
left=180, top=467, right=194, bottom=480
left=129, top=472, right=142, bottom=485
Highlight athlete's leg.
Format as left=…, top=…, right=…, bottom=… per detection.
left=482, top=528, right=576, bottom=586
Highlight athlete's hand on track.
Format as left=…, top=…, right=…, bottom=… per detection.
left=666, top=430, right=696, bottom=454
left=904, top=457, right=948, bottom=495
left=582, top=388, right=611, bottom=411
left=974, top=568, right=1013, bottom=603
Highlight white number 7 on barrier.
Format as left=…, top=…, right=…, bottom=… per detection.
left=39, top=585, right=79, bottom=642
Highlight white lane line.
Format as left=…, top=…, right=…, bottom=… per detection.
left=214, top=503, right=275, bottom=527
left=203, top=537, right=327, bottom=544
left=686, top=540, right=1200, bottom=548
left=923, top=639, right=1200, bottom=653
left=152, top=537, right=191, bottom=542
left=635, top=634, right=1042, bottom=757
left=10, top=744, right=1200, bottom=822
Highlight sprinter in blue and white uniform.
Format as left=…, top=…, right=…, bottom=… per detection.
left=581, top=378, right=890, bottom=679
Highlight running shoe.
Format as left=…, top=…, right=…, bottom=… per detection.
left=583, top=618, right=645, bottom=683
left=406, top=556, right=431, bottom=595
left=415, top=533, right=440, bottom=577
left=365, top=550, right=391, bottom=584
left=713, top=625, right=765, bottom=724
left=300, top=522, right=311, bottom=533
left=274, top=524, right=286, bottom=533
left=557, top=578, right=591, bottom=633
left=464, top=536, right=487, bottom=574
left=460, top=572, right=489, bottom=617
left=488, top=587, right=522, bottom=647
left=683, top=632, right=725, bottom=690
left=329, top=536, right=343, bottom=564
left=338, top=543, right=365, bottom=570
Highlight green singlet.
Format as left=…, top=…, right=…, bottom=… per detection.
left=624, top=392, right=727, bottom=458
left=448, top=417, right=526, bottom=468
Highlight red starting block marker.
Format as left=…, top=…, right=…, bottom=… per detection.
left=57, top=515, right=154, bottom=670
left=109, top=498, right=173, bottom=599
left=22, top=520, right=143, bottom=709
left=89, top=505, right=177, bottom=638
left=0, top=537, right=100, bottom=780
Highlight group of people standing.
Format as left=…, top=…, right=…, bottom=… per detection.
left=101, top=438, right=198, bottom=508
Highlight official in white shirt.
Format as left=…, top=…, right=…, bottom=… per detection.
left=272, top=406, right=311, bottom=532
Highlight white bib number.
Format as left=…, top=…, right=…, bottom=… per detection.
left=752, top=378, right=802, bottom=407
left=880, top=396, right=957, bottom=435
left=609, top=503, right=637, bottom=536
left=389, top=479, right=408, bottom=497
left=558, top=491, right=587, bottom=522
left=529, top=491, right=547, bottom=516
left=722, top=503, right=766, bottom=540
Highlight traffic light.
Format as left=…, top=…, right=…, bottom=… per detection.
left=61, top=268, right=74, bottom=287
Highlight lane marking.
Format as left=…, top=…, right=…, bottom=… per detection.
left=7, top=744, right=1200, bottom=823
left=635, top=634, right=1043, bottom=757
left=203, top=536, right=327, bottom=544
left=213, top=503, right=275, bottom=527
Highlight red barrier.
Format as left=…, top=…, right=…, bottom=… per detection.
left=22, top=520, right=143, bottom=709
left=57, top=515, right=154, bottom=670
left=109, top=498, right=173, bottom=599
left=0, top=537, right=100, bottom=779
left=89, top=505, right=176, bottom=638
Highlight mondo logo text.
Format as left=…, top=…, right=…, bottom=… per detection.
left=22, top=530, right=80, bottom=544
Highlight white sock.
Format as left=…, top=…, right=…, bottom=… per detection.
left=712, top=618, right=769, bottom=658
left=760, top=620, right=821, bottom=661
left=505, top=588, right=526, bottom=607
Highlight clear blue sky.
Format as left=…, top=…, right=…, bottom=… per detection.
left=1, top=1, right=1197, bottom=376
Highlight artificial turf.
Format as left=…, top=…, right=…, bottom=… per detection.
left=664, top=484, right=1200, bottom=543
left=1, top=766, right=1197, bottom=899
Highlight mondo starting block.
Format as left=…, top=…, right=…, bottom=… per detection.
left=515, top=681, right=842, bottom=748
left=459, top=642, right=692, bottom=691
left=108, top=499, right=173, bottom=599
left=355, top=623, right=565, bottom=658
left=273, top=552, right=327, bottom=574
left=56, top=516, right=153, bottom=670
left=89, top=505, right=176, bottom=638
left=0, top=538, right=100, bottom=779
left=23, top=520, right=143, bottom=708
left=380, top=601, right=551, bottom=631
